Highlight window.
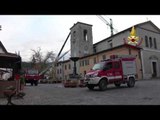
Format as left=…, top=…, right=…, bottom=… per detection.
left=65, top=65, right=67, bottom=70
left=59, top=69, right=61, bottom=74
left=114, top=62, right=120, bottom=69
left=84, top=71, right=86, bottom=77
left=80, top=61, right=82, bottom=67
left=27, top=70, right=38, bottom=75
left=145, top=36, right=148, bottom=47
left=72, top=31, right=76, bottom=43
left=82, top=60, right=84, bottom=66
left=154, top=38, right=157, bottom=49
left=85, top=59, right=88, bottom=65
left=102, top=55, right=106, bottom=60
left=93, top=57, right=96, bottom=64
left=85, top=60, right=87, bottom=65
left=149, top=37, right=152, bottom=48
left=92, top=62, right=106, bottom=70
left=93, top=46, right=96, bottom=53
left=73, top=31, right=76, bottom=37
left=109, top=43, right=113, bottom=48
left=106, top=62, right=112, bottom=70
left=68, top=64, right=71, bottom=69
left=83, top=29, right=88, bottom=41
left=108, top=40, right=112, bottom=48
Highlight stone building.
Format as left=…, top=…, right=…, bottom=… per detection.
left=56, top=20, right=160, bottom=81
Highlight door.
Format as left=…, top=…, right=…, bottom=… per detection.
left=105, top=62, right=114, bottom=83
left=152, top=62, right=157, bottom=77
left=113, top=61, right=122, bottom=82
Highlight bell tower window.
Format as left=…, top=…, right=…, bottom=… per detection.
left=73, top=31, right=76, bottom=37
left=83, top=29, right=88, bottom=41
left=72, top=31, right=76, bottom=43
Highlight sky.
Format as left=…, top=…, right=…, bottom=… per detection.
left=0, top=15, right=160, bottom=62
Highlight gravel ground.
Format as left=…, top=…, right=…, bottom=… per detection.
left=1, top=79, right=160, bottom=105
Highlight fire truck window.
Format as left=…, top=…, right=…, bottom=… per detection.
left=114, top=62, right=120, bottom=69
left=106, top=62, right=112, bottom=70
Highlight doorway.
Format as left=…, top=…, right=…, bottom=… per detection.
left=152, top=62, right=157, bottom=77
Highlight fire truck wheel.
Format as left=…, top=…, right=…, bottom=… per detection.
left=99, top=79, right=107, bottom=91
left=114, top=83, right=121, bottom=87
left=87, top=85, right=94, bottom=90
left=127, top=77, right=135, bottom=88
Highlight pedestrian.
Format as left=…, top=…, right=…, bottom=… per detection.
left=20, top=74, right=25, bottom=90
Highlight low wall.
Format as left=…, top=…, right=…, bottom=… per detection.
left=0, top=80, right=20, bottom=98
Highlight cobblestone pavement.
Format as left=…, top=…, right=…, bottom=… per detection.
left=1, top=79, right=160, bottom=105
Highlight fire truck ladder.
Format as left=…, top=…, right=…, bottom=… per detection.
left=96, top=15, right=118, bottom=36
left=39, top=32, right=71, bottom=76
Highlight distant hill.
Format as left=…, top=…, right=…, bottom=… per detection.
left=21, top=62, right=32, bottom=69
left=21, top=61, right=53, bottom=73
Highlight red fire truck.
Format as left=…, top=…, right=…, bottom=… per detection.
left=24, top=69, right=41, bottom=86
left=84, top=55, right=137, bottom=91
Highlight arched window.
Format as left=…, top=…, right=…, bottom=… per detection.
left=83, top=29, right=88, bottom=41
left=145, top=36, right=148, bottom=47
left=149, top=37, right=152, bottom=48
left=153, top=38, right=157, bottom=49
left=72, top=31, right=76, bottom=43
left=73, top=31, right=76, bottom=37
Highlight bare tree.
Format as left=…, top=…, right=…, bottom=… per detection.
left=31, top=47, right=43, bottom=64
left=30, top=47, right=56, bottom=73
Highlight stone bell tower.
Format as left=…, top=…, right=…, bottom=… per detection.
left=70, top=22, right=93, bottom=58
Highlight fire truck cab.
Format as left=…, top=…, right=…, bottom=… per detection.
left=24, top=69, right=41, bottom=86
left=84, top=55, right=137, bottom=91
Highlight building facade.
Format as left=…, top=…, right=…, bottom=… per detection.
left=56, top=20, right=160, bottom=81
left=79, top=44, right=142, bottom=80
left=93, top=21, right=160, bottom=79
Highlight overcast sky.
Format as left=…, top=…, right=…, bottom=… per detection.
left=0, top=15, right=160, bottom=62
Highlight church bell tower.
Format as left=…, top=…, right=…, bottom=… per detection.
left=70, top=22, right=93, bottom=58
